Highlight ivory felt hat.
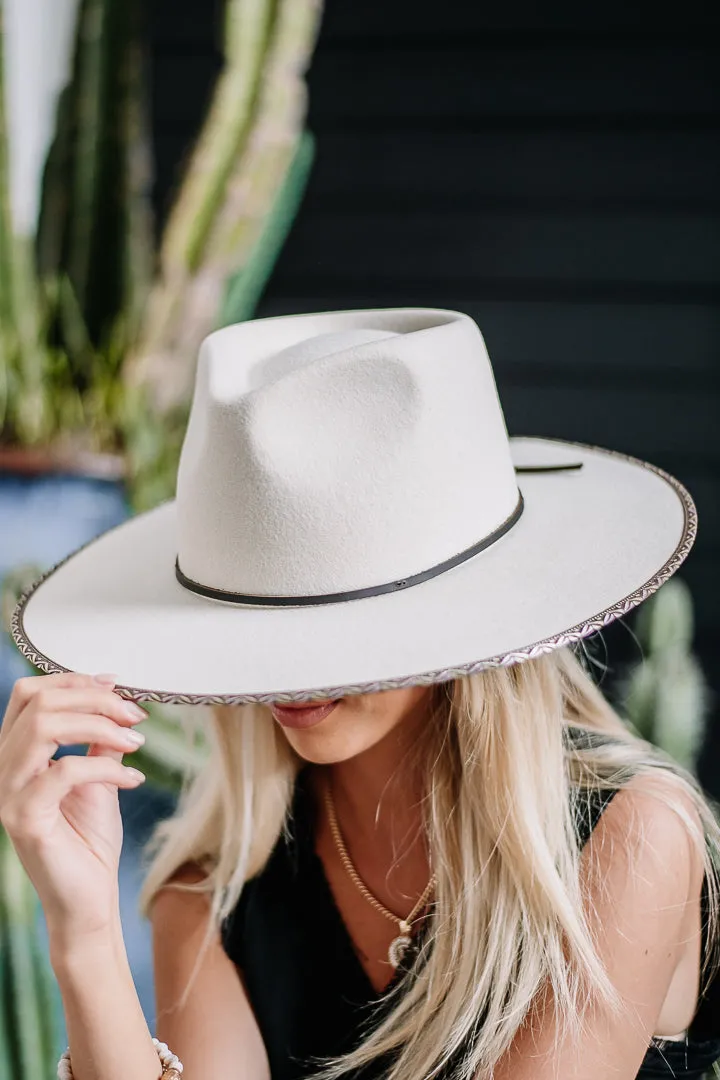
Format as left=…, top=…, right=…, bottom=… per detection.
left=11, top=308, right=696, bottom=705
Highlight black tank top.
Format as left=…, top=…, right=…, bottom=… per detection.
left=221, top=733, right=720, bottom=1079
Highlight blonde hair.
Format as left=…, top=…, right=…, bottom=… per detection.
left=139, top=644, right=720, bottom=1080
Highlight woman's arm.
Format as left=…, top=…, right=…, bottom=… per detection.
left=494, top=775, right=706, bottom=1079
left=51, top=921, right=164, bottom=1080
left=150, top=864, right=270, bottom=1080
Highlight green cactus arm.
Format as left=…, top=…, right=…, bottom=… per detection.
left=219, top=126, right=314, bottom=323
left=0, top=906, right=14, bottom=1080
left=0, top=828, right=50, bottom=1078
left=617, top=660, right=659, bottom=743
left=617, top=579, right=709, bottom=773
left=220, top=129, right=314, bottom=325
left=201, top=0, right=321, bottom=277
left=62, top=0, right=114, bottom=343
left=36, top=0, right=151, bottom=362
left=121, top=121, right=313, bottom=506
left=123, top=0, right=322, bottom=436
left=118, top=8, right=154, bottom=340
left=122, top=0, right=277, bottom=409
left=653, top=650, right=709, bottom=771
left=158, top=0, right=277, bottom=279
left=30, top=919, right=64, bottom=1064
left=34, top=78, right=75, bottom=287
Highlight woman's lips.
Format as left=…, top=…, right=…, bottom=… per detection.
left=270, top=699, right=341, bottom=730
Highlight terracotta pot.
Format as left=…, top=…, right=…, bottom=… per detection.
left=0, top=444, right=126, bottom=481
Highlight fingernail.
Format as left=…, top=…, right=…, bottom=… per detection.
left=123, top=730, right=145, bottom=746
left=93, top=673, right=117, bottom=685
left=124, top=767, right=146, bottom=783
left=123, top=702, right=147, bottom=722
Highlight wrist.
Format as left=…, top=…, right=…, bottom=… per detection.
left=48, top=916, right=127, bottom=982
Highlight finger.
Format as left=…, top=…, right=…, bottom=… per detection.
left=87, top=744, right=126, bottom=765
left=1, top=756, right=145, bottom=841
left=1, top=671, right=120, bottom=736
left=22, top=686, right=146, bottom=728
left=0, top=712, right=146, bottom=799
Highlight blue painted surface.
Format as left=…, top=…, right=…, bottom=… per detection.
left=0, top=472, right=164, bottom=1034
left=0, top=473, right=130, bottom=706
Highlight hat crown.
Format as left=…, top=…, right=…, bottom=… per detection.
left=176, top=308, right=519, bottom=598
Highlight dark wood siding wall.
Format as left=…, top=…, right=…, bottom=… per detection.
left=150, top=0, right=720, bottom=792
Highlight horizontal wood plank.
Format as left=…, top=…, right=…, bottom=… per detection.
left=302, top=131, right=720, bottom=208
left=317, top=0, right=720, bottom=39
left=498, top=383, right=719, bottom=461
left=271, top=212, right=720, bottom=290
left=306, top=45, right=720, bottom=122
left=148, top=0, right=720, bottom=46
left=148, top=46, right=720, bottom=129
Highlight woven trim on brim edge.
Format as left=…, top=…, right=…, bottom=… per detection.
left=9, top=437, right=697, bottom=706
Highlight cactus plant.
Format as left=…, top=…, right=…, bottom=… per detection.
left=123, top=0, right=322, bottom=465
left=615, top=577, right=711, bottom=772
left=1, top=0, right=152, bottom=454
left=2, top=0, right=322, bottom=511
left=0, top=826, right=64, bottom=1079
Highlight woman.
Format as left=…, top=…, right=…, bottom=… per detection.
left=2, top=308, right=720, bottom=1080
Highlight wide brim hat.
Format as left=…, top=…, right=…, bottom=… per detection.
left=11, top=308, right=695, bottom=705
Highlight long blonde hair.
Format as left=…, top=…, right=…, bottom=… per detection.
left=139, top=644, right=720, bottom=1080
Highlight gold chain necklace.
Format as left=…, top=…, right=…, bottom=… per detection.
left=323, top=779, right=436, bottom=969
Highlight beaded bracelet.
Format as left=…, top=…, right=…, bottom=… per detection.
left=57, top=1036, right=183, bottom=1078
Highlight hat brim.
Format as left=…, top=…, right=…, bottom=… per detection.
left=11, top=437, right=695, bottom=705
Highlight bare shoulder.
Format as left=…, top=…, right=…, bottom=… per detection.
left=580, top=766, right=706, bottom=1024
left=493, top=770, right=708, bottom=1077
left=583, top=768, right=706, bottom=904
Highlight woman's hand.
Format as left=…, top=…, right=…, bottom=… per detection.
left=0, top=671, right=148, bottom=943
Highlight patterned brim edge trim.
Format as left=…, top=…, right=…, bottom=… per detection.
left=9, top=437, right=697, bottom=706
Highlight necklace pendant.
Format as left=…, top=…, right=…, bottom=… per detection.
left=388, top=933, right=413, bottom=969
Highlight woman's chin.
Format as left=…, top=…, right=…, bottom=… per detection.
left=273, top=703, right=366, bottom=764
